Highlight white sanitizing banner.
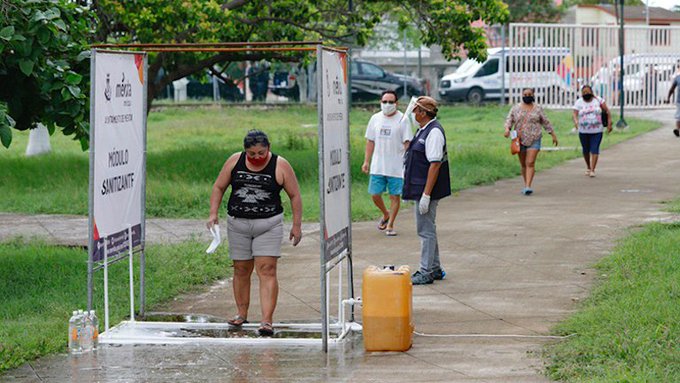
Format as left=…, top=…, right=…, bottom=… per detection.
left=320, top=49, right=350, bottom=262
left=90, top=51, right=146, bottom=262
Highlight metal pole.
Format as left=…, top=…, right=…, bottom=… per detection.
left=345, top=51, right=355, bottom=323
left=617, top=0, right=628, bottom=129
left=500, top=24, right=506, bottom=105
left=212, top=73, right=219, bottom=102
left=87, top=49, right=96, bottom=312
left=140, top=54, right=148, bottom=316
left=128, top=226, right=135, bottom=322
left=103, top=237, right=110, bottom=332
left=403, top=29, right=407, bottom=99
left=317, top=44, right=328, bottom=353
left=646, top=0, right=650, bottom=26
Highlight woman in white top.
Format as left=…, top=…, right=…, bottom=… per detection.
left=572, top=85, right=612, bottom=178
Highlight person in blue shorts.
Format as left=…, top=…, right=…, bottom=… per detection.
left=361, top=90, right=413, bottom=236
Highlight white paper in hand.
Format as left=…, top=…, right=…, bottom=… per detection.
left=205, top=224, right=221, bottom=254
left=510, top=130, right=518, bottom=139
left=400, top=96, right=419, bottom=123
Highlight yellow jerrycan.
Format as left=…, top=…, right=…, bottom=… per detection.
left=362, top=265, right=413, bottom=351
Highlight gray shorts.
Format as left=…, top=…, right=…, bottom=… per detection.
left=675, top=104, right=680, bottom=121
left=227, top=214, right=284, bottom=260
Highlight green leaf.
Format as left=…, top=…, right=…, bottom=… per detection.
left=31, top=11, right=47, bottom=23
left=53, top=19, right=67, bottom=31
left=0, top=26, right=14, bottom=41
left=0, top=124, right=12, bottom=148
left=11, top=33, right=26, bottom=42
left=67, top=85, right=81, bottom=97
left=19, top=60, right=35, bottom=76
left=44, top=8, right=61, bottom=20
left=37, top=27, right=51, bottom=45
left=76, top=50, right=91, bottom=62
left=61, top=87, right=71, bottom=100
left=65, top=72, right=82, bottom=85
left=80, top=135, right=89, bottom=151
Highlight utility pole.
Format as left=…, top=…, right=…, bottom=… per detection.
left=403, top=29, right=408, bottom=99
left=616, top=0, right=628, bottom=129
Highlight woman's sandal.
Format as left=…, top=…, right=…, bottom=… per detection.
left=227, top=315, right=248, bottom=327
left=377, top=217, right=389, bottom=231
left=258, top=322, right=274, bottom=336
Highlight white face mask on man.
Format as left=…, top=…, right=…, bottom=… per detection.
left=381, top=102, right=397, bottom=116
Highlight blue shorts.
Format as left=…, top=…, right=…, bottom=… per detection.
left=368, top=175, right=403, bottom=196
left=579, top=132, right=603, bottom=155
left=520, top=138, right=541, bottom=152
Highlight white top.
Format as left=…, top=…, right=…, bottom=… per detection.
left=365, top=111, right=413, bottom=178
left=415, top=118, right=445, bottom=162
left=573, top=96, right=605, bottom=134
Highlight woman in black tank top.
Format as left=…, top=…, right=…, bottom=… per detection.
left=207, top=130, right=303, bottom=336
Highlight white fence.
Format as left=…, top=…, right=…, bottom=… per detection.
left=508, top=23, right=680, bottom=109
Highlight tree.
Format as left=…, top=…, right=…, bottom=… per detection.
left=0, top=0, right=509, bottom=149
left=564, top=0, right=643, bottom=6
left=0, top=0, right=93, bottom=149
left=94, top=0, right=509, bottom=111
left=504, top=0, right=563, bottom=23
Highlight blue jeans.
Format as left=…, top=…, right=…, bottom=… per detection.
left=415, top=198, right=440, bottom=276
left=579, top=132, right=603, bottom=155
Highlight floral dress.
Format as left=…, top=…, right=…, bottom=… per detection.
left=504, top=104, right=554, bottom=147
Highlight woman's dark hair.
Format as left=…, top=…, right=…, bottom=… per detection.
left=581, top=84, right=593, bottom=93
left=243, top=129, right=270, bottom=149
left=522, top=87, right=535, bottom=94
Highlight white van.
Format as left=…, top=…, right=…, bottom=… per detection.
left=438, top=47, right=573, bottom=103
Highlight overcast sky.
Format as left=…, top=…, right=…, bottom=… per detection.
left=646, top=0, right=680, bottom=10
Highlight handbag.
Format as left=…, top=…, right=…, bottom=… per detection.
left=510, top=130, right=520, bottom=155
left=510, top=110, right=529, bottom=156
left=600, top=101, right=609, bottom=127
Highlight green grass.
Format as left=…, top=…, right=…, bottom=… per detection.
left=0, top=105, right=660, bottom=221
left=545, top=223, right=680, bottom=382
left=0, top=239, right=231, bottom=372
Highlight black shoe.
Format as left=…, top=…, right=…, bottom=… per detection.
left=674, top=128, right=679, bottom=137
left=411, top=270, right=434, bottom=285
left=432, top=268, right=446, bottom=280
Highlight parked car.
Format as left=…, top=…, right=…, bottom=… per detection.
left=350, top=60, right=424, bottom=101
left=269, top=70, right=300, bottom=101
left=590, top=53, right=680, bottom=105
left=270, top=60, right=424, bottom=102
left=439, top=47, right=574, bottom=104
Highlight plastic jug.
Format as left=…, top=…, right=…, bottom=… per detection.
left=362, top=265, right=413, bottom=351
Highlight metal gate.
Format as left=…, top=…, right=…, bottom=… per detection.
left=508, top=23, right=680, bottom=109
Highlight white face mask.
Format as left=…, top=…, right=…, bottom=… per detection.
left=381, top=102, right=396, bottom=115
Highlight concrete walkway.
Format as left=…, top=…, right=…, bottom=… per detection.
left=2, top=110, right=679, bottom=382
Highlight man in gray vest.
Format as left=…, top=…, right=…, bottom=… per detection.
left=402, top=96, right=451, bottom=285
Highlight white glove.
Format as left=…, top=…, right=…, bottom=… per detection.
left=418, top=194, right=431, bottom=215
left=205, top=224, right=221, bottom=254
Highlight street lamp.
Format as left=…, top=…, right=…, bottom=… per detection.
left=616, top=0, right=628, bottom=130
left=616, top=0, right=628, bottom=129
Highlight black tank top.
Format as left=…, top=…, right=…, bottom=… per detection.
left=227, top=152, right=284, bottom=219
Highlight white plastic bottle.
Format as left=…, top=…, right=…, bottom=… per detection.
left=90, top=310, right=99, bottom=350
left=68, top=311, right=81, bottom=354
left=80, top=311, right=93, bottom=352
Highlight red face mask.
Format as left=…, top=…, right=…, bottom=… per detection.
left=246, top=150, right=269, bottom=167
